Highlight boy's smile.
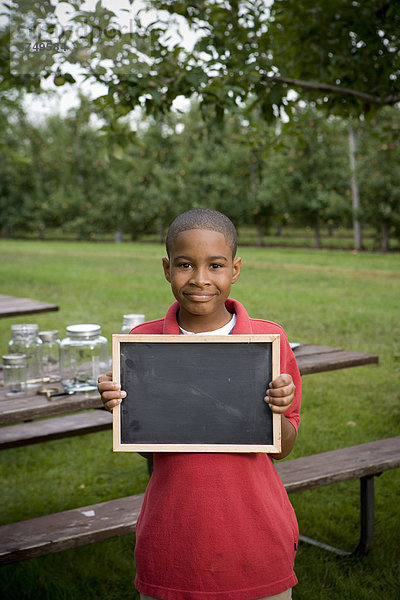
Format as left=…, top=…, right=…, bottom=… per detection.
left=162, top=229, right=241, bottom=333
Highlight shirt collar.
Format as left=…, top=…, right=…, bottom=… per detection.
left=163, top=299, right=252, bottom=335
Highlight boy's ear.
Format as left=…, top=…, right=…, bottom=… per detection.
left=162, top=257, right=171, bottom=282
left=231, top=256, right=241, bottom=284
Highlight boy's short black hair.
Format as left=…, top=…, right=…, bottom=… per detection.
left=166, top=208, right=238, bottom=257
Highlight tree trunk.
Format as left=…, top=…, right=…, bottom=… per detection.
left=255, top=215, right=264, bottom=247
left=250, top=149, right=262, bottom=245
left=381, top=222, right=390, bottom=252
left=313, top=219, right=321, bottom=248
left=158, top=219, right=166, bottom=244
left=348, top=125, right=363, bottom=251
left=75, top=126, right=84, bottom=183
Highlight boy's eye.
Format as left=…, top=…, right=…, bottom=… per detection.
left=178, top=262, right=191, bottom=268
left=211, top=263, right=223, bottom=269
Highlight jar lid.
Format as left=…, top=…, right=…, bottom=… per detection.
left=123, top=314, right=145, bottom=325
left=11, top=324, right=39, bottom=334
left=2, top=353, right=27, bottom=366
left=39, top=330, right=59, bottom=342
left=66, top=324, right=101, bottom=339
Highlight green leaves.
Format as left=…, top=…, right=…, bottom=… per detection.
left=5, top=0, right=399, bottom=125
left=269, top=0, right=400, bottom=117
left=1, top=90, right=399, bottom=251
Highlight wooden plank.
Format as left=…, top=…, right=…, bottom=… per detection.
left=293, top=344, right=340, bottom=357
left=276, top=436, right=400, bottom=493
left=272, top=337, right=281, bottom=452
left=0, top=390, right=103, bottom=425
left=0, top=493, right=144, bottom=565
left=0, top=410, right=112, bottom=449
left=294, top=345, right=379, bottom=375
left=0, top=294, right=59, bottom=318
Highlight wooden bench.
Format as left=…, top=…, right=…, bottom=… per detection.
left=276, top=436, right=400, bottom=556
left=0, top=410, right=112, bottom=450
left=1, top=436, right=399, bottom=565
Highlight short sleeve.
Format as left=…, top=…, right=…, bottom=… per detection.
left=279, top=329, right=301, bottom=432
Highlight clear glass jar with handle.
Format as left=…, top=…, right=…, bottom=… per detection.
left=8, top=324, right=42, bottom=389
left=60, top=324, right=109, bottom=393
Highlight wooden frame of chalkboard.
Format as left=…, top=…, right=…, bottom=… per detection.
left=112, top=334, right=281, bottom=453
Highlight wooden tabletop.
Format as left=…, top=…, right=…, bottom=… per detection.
left=0, top=387, right=103, bottom=425
left=292, top=343, right=378, bottom=375
left=0, top=295, right=59, bottom=318
left=0, top=344, right=378, bottom=425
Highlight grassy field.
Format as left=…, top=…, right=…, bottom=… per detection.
left=0, top=239, right=399, bottom=599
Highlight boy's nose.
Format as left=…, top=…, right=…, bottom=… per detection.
left=190, top=267, right=210, bottom=286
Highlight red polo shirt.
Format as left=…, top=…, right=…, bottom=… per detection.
left=132, top=299, right=301, bottom=600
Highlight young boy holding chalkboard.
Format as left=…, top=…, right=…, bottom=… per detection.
left=98, top=208, right=301, bottom=600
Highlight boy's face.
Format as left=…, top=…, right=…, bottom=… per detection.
left=162, top=228, right=241, bottom=332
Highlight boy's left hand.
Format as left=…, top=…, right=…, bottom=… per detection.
left=264, top=374, right=295, bottom=414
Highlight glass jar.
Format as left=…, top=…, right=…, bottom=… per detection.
left=2, top=353, right=27, bottom=397
left=121, top=313, right=145, bottom=333
left=8, top=324, right=42, bottom=389
left=39, top=330, right=61, bottom=382
left=60, top=324, right=109, bottom=393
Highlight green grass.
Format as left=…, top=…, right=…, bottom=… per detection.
left=0, top=239, right=399, bottom=599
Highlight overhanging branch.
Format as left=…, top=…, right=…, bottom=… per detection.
left=263, top=74, right=400, bottom=106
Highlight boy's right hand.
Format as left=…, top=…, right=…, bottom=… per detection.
left=97, top=371, right=126, bottom=412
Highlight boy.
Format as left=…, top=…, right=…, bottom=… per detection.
left=98, top=208, right=301, bottom=600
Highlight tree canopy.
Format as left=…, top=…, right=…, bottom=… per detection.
left=3, top=0, right=400, bottom=121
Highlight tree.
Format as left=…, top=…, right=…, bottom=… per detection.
left=131, top=117, right=185, bottom=241
left=4, top=1, right=399, bottom=120
left=357, top=108, right=400, bottom=250
left=268, top=0, right=400, bottom=117
left=266, top=0, right=400, bottom=250
left=171, top=104, right=253, bottom=227
left=263, top=107, right=351, bottom=247
left=0, top=96, right=34, bottom=237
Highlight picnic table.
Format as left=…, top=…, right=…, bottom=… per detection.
left=0, top=343, right=378, bottom=426
left=1, top=342, right=388, bottom=562
left=0, top=294, right=59, bottom=318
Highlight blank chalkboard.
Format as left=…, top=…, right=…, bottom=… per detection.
left=112, top=334, right=280, bottom=453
